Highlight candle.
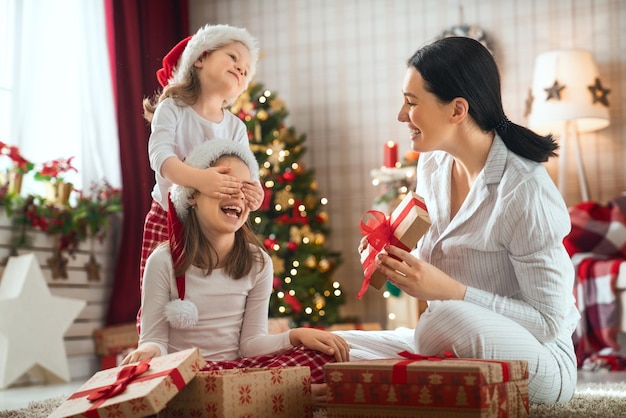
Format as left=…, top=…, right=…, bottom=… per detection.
left=384, top=141, right=398, bottom=168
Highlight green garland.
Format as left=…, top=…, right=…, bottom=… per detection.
left=0, top=180, right=122, bottom=256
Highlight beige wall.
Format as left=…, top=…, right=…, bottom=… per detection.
left=189, top=0, right=626, bottom=325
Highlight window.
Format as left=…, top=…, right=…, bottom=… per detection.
left=0, top=0, right=120, bottom=196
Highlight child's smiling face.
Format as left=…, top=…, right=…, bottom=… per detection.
left=191, top=156, right=251, bottom=237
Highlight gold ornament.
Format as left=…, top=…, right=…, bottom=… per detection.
left=314, top=233, right=326, bottom=245
left=318, top=211, right=329, bottom=223
left=275, top=189, right=294, bottom=208
left=256, top=109, right=269, bottom=121
left=271, top=254, right=285, bottom=275
left=304, top=255, right=317, bottom=269
left=290, top=225, right=315, bottom=244
left=318, top=258, right=331, bottom=273
left=313, top=293, right=326, bottom=309
left=289, top=226, right=301, bottom=243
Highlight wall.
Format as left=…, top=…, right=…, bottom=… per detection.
left=188, top=0, right=626, bottom=325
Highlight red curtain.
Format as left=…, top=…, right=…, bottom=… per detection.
left=105, top=0, right=189, bottom=325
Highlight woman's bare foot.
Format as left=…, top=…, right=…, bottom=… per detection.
left=311, top=383, right=329, bottom=407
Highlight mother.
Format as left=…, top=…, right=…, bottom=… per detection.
left=342, top=36, right=579, bottom=404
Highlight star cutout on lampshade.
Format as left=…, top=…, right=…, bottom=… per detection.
left=0, top=254, right=86, bottom=389
left=588, top=77, right=611, bottom=107
left=544, top=80, right=566, bottom=101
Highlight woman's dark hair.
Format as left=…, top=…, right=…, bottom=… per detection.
left=407, top=37, right=558, bottom=162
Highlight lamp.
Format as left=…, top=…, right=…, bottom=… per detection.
left=527, top=49, right=610, bottom=201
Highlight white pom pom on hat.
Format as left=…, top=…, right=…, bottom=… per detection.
left=156, top=23, right=259, bottom=88
left=165, top=298, right=199, bottom=329
left=170, top=139, right=260, bottom=220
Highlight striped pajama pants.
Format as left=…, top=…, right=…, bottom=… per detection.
left=332, top=300, right=577, bottom=404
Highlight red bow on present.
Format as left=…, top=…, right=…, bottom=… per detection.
left=357, top=210, right=410, bottom=298
left=156, top=36, right=192, bottom=87
left=87, top=360, right=151, bottom=402
left=393, top=351, right=455, bottom=384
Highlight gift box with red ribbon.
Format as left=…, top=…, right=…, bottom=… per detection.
left=324, top=352, right=529, bottom=417
left=158, top=366, right=313, bottom=418
left=93, top=323, right=139, bottom=370
left=49, top=347, right=206, bottom=418
left=358, top=191, right=431, bottom=298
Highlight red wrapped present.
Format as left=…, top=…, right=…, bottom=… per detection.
left=358, top=191, right=431, bottom=298
left=49, top=347, right=206, bottom=418
left=158, top=366, right=313, bottom=418
left=324, top=352, right=529, bottom=417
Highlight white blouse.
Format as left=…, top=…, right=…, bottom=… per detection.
left=415, top=136, right=580, bottom=343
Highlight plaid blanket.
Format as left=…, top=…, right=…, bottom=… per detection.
left=563, top=193, right=626, bottom=367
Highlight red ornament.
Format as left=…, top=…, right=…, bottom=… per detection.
left=287, top=241, right=298, bottom=251
left=282, top=171, right=295, bottom=182
left=283, top=293, right=302, bottom=312
left=264, top=238, right=277, bottom=250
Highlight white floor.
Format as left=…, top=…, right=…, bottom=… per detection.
left=1, top=370, right=625, bottom=412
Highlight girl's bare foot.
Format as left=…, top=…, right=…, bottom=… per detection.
left=311, top=383, right=329, bottom=407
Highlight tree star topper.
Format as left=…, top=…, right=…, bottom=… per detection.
left=0, top=254, right=85, bottom=389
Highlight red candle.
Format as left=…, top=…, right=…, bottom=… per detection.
left=384, top=141, right=398, bottom=168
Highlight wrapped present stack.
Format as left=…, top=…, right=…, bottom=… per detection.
left=49, top=346, right=314, bottom=418
left=324, top=353, right=529, bottom=417
left=358, top=191, right=431, bottom=298
left=158, top=366, right=313, bottom=418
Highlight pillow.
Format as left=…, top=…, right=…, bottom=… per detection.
left=563, top=193, right=626, bottom=257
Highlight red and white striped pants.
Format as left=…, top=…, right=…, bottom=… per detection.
left=136, top=200, right=169, bottom=333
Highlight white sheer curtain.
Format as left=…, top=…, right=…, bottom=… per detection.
left=4, top=0, right=120, bottom=196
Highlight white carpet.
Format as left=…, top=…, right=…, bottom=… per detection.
left=1, top=382, right=624, bottom=417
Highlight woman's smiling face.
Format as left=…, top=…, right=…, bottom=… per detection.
left=397, top=67, right=455, bottom=153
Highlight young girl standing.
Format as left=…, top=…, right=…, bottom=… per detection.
left=122, top=140, right=349, bottom=404
left=138, top=24, right=265, bottom=329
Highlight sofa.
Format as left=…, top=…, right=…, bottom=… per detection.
left=563, top=193, right=626, bottom=368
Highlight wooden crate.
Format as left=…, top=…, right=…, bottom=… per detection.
left=0, top=211, right=119, bottom=383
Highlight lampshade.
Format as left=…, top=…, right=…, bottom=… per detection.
left=528, top=49, right=610, bottom=135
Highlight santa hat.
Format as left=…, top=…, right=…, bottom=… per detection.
left=156, top=23, right=259, bottom=88
left=165, top=140, right=260, bottom=329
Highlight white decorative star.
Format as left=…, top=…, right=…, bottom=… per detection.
left=0, top=254, right=86, bottom=389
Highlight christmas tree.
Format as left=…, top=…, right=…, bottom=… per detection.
left=230, top=82, right=345, bottom=326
